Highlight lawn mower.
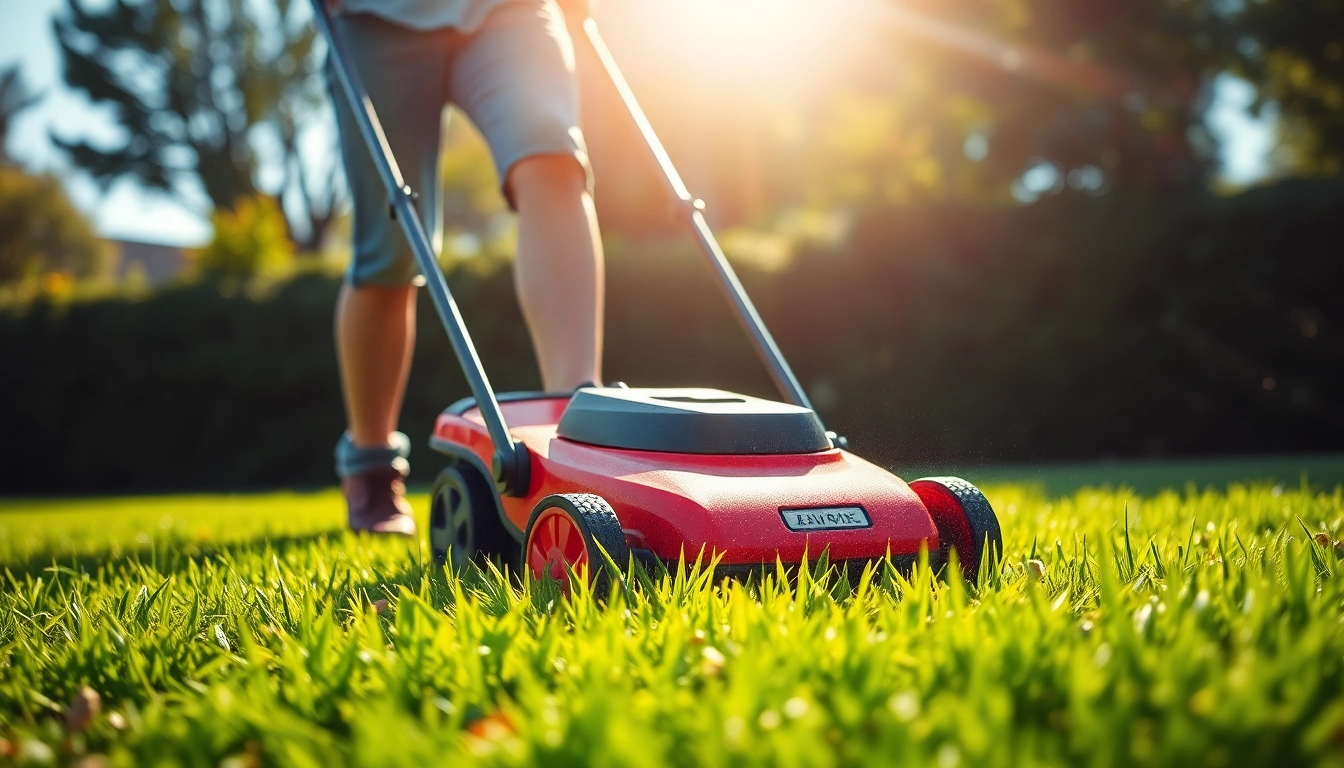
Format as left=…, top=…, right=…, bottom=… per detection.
left=312, top=1, right=1003, bottom=591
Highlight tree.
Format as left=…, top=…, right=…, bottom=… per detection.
left=0, top=167, right=106, bottom=283
left=1219, top=0, right=1344, bottom=176
left=0, top=65, right=43, bottom=166
left=588, top=0, right=1224, bottom=234
left=803, top=0, right=1220, bottom=207
left=53, top=0, right=340, bottom=249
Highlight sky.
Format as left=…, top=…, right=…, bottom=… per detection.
left=1, top=0, right=1279, bottom=248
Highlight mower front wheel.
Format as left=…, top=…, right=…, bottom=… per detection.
left=523, top=493, right=629, bottom=599
left=909, top=476, right=1002, bottom=582
left=429, top=466, right=520, bottom=570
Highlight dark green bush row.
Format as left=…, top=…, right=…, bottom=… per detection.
left=3, top=179, right=1340, bottom=493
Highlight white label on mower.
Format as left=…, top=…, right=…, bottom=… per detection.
left=780, top=506, right=872, bottom=532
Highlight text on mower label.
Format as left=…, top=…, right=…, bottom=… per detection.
left=780, top=506, right=872, bottom=532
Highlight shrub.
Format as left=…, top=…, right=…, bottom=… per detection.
left=194, top=194, right=295, bottom=280
left=0, top=167, right=106, bottom=284
left=0, top=180, right=1340, bottom=493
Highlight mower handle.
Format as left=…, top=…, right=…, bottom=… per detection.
left=310, top=0, right=529, bottom=495
left=578, top=20, right=817, bottom=417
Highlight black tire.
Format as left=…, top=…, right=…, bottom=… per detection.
left=909, top=476, right=1002, bottom=582
left=523, top=493, right=629, bottom=600
left=429, top=466, right=520, bottom=570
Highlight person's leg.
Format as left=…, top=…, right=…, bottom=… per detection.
left=448, top=0, right=603, bottom=392
left=329, top=14, right=452, bottom=533
left=336, top=282, right=417, bottom=449
left=508, top=155, right=603, bottom=391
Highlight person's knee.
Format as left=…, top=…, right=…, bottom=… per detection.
left=507, top=153, right=588, bottom=206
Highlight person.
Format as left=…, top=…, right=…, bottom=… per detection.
left=329, top=0, right=603, bottom=535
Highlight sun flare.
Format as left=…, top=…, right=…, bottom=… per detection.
left=608, top=0, right=865, bottom=99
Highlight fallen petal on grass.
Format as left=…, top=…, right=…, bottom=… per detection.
left=466, top=711, right=516, bottom=741
left=701, top=645, right=727, bottom=677
left=1028, top=559, right=1047, bottom=580
left=64, top=687, right=100, bottom=731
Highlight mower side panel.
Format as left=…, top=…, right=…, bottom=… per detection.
left=432, top=400, right=939, bottom=566
left=538, top=440, right=938, bottom=563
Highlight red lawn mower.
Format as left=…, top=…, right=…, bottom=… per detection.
left=314, top=3, right=1003, bottom=591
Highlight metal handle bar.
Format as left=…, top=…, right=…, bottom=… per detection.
left=579, top=19, right=817, bottom=416
left=310, top=0, right=526, bottom=493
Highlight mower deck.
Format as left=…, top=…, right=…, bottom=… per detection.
left=430, top=391, right=940, bottom=567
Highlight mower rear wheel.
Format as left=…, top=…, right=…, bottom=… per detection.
left=523, top=493, right=628, bottom=599
left=429, top=467, right=519, bottom=570
left=909, top=477, right=1002, bottom=582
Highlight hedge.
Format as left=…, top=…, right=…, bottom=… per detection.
left=3, top=179, right=1340, bottom=493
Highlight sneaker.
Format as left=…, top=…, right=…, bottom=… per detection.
left=343, top=466, right=417, bottom=536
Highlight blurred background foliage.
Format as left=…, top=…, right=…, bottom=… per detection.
left=1224, top=0, right=1344, bottom=176
left=2, top=179, right=1340, bottom=493
left=0, top=166, right=108, bottom=286
left=194, top=194, right=295, bottom=281
left=1, top=0, right=1342, bottom=492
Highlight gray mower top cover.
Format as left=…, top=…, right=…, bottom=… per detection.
left=556, top=387, right=831, bottom=455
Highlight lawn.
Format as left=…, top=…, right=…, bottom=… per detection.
left=1, top=470, right=1343, bottom=766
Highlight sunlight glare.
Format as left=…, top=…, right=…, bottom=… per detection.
left=647, top=0, right=857, bottom=97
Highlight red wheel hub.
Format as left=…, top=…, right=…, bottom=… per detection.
left=526, top=507, right=590, bottom=590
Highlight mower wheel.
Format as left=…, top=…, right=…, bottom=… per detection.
left=429, top=466, right=520, bottom=569
left=523, top=493, right=629, bottom=599
left=909, top=477, right=1002, bottom=583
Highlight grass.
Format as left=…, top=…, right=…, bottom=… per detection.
left=1, top=476, right=1343, bottom=766
left=907, top=452, right=1344, bottom=497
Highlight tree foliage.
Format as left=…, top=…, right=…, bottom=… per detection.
left=887, top=0, right=1344, bottom=191
left=0, top=167, right=106, bottom=283
left=812, top=0, right=1218, bottom=203
left=1221, top=0, right=1344, bottom=175
left=53, top=0, right=339, bottom=249
left=589, top=0, right=1225, bottom=235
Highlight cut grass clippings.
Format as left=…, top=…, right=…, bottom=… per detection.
left=1, top=483, right=1343, bottom=766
